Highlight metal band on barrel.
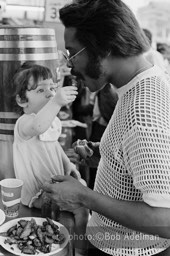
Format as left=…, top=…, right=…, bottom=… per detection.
left=0, top=52, right=58, bottom=61
left=0, top=28, right=56, bottom=35
left=0, top=40, right=57, bottom=48
left=0, top=112, right=19, bottom=138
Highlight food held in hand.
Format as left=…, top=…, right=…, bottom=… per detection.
left=75, top=139, right=93, bottom=159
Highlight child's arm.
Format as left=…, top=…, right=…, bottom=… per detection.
left=19, top=86, right=77, bottom=139
left=60, top=148, right=87, bottom=186
left=59, top=144, right=81, bottom=179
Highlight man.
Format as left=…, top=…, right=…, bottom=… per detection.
left=42, top=0, right=170, bottom=255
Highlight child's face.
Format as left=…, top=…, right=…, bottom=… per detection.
left=25, top=77, right=57, bottom=114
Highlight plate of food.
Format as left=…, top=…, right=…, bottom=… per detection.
left=0, top=217, right=69, bottom=256
left=0, top=209, right=5, bottom=225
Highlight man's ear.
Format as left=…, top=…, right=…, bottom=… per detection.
left=16, top=94, right=28, bottom=108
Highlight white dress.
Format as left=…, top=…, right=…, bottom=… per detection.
left=13, top=114, right=73, bottom=206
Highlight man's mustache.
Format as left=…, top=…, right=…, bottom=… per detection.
left=71, top=69, right=84, bottom=80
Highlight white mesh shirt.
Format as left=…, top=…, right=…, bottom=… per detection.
left=87, top=66, right=170, bottom=256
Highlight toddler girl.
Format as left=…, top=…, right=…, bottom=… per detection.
left=12, top=63, right=88, bottom=255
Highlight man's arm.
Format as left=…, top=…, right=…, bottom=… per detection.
left=83, top=187, right=170, bottom=238
left=43, top=175, right=170, bottom=239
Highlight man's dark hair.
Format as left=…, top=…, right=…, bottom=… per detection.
left=143, top=28, right=152, bottom=45
left=59, top=0, right=150, bottom=58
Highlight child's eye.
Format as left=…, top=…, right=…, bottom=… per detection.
left=50, top=87, right=56, bottom=91
left=37, top=89, right=44, bottom=93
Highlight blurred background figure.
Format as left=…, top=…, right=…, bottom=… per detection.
left=64, top=82, right=118, bottom=189
left=88, top=83, right=118, bottom=189
left=143, top=28, right=167, bottom=71
left=58, top=74, right=93, bottom=186
left=157, top=43, right=170, bottom=74
left=65, top=78, right=94, bottom=186
left=90, top=84, right=118, bottom=142
left=71, top=78, right=93, bottom=142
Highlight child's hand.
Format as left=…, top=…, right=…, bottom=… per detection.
left=54, top=86, right=78, bottom=106
left=70, top=169, right=81, bottom=180
left=65, top=148, right=80, bottom=164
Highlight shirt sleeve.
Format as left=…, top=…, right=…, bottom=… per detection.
left=122, top=74, right=170, bottom=208
left=123, top=126, right=170, bottom=208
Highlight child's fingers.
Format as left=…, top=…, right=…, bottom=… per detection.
left=63, top=86, right=78, bottom=90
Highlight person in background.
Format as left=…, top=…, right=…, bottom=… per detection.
left=71, top=78, right=93, bottom=141
left=68, top=82, right=118, bottom=189
left=143, top=28, right=167, bottom=71
left=157, top=44, right=170, bottom=75
left=60, top=75, right=93, bottom=185
left=90, top=83, right=118, bottom=142
left=42, top=0, right=170, bottom=255
left=12, top=63, right=88, bottom=256
left=88, top=83, right=118, bottom=189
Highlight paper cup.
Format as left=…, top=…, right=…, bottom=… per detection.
left=0, top=178, right=23, bottom=218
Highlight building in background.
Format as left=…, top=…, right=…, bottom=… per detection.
left=0, top=0, right=69, bottom=51
left=137, top=1, right=170, bottom=62
left=137, top=1, right=170, bottom=45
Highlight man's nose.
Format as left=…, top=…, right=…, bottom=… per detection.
left=67, top=61, right=73, bottom=68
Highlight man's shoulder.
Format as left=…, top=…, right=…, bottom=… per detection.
left=144, top=49, right=166, bottom=70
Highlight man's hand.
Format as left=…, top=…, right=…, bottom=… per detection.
left=72, top=140, right=101, bottom=168
left=42, top=175, right=87, bottom=212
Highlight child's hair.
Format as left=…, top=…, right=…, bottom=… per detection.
left=11, top=62, right=53, bottom=115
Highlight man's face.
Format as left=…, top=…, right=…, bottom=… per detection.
left=64, top=27, right=108, bottom=92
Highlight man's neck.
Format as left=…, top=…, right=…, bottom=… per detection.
left=105, top=55, right=153, bottom=88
